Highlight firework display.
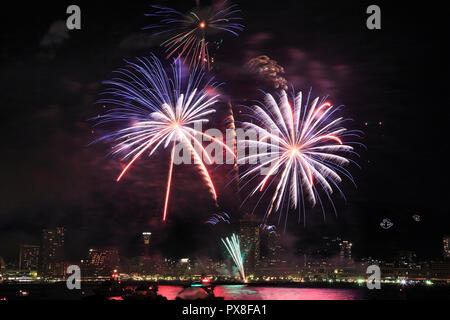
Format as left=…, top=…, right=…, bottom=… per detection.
left=4, top=0, right=448, bottom=305
left=143, top=1, right=244, bottom=69
left=96, top=55, right=235, bottom=221
left=238, top=89, right=361, bottom=226
left=221, top=234, right=246, bottom=281
left=246, top=55, right=288, bottom=90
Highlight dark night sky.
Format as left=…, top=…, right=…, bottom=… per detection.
left=0, top=1, right=448, bottom=263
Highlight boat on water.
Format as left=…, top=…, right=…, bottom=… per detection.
left=175, top=278, right=224, bottom=300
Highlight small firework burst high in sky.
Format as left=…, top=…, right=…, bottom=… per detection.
left=221, top=234, right=246, bottom=281
left=95, top=55, right=235, bottom=221
left=143, top=0, right=244, bottom=69
left=238, top=89, right=362, bottom=228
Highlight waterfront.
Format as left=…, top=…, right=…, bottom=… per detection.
left=0, top=284, right=366, bottom=300
left=158, top=285, right=364, bottom=300
left=1, top=282, right=449, bottom=300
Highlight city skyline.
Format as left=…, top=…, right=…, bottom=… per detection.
left=2, top=222, right=449, bottom=281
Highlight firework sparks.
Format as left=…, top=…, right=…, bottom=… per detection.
left=221, top=234, right=246, bottom=281
left=205, top=212, right=231, bottom=226
left=95, top=55, right=235, bottom=221
left=143, top=1, right=244, bottom=69
left=238, top=89, right=361, bottom=227
left=260, top=224, right=277, bottom=235
left=246, top=55, right=288, bottom=90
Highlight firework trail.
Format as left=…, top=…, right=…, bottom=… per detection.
left=143, top=1, right=244, bottom=69
left=238, top=89, right=361, bottom=227
left=205, top=212, right=231, bottom=226
left=223, top=101, right=240, bottom=188
left=95, top=55, right=235, bottom=221
left=221, top=234, right=246, bottom=281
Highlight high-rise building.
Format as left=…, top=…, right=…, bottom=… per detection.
left=339, top=240, right=352, bottom=262
left=267, top=233, right=282, bottom=263
left=40, top=227, right=65, bottom=278
left=83, top=247, right=120, bottom=277
left=19, top=245, right=40, bottom=270
left=239, top=214, right=260, bottom=274
left=443, top=236, right=450, bottom=260
left=261, top=231, right=282, bottom=266
left=142, top=232, right=152, bottom=258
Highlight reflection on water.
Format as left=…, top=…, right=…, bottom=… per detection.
left=157, top=285, right=187, bottom=300
left=157, top=285, right=365, bottom=300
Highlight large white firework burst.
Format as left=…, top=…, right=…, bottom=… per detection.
left=95, top=55, right=235, bottom=221
left=238, top=89, right=361, bottom=227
